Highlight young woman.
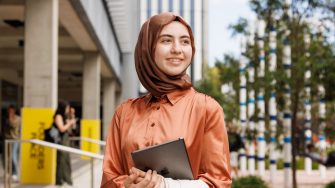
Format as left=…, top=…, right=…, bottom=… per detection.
left=53, top=100, right=76, bottom=187
left=101, top=12, right=231, bottom=188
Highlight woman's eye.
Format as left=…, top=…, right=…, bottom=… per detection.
left=161, top=39, right=172, bottom=43
left=182, top=40, right=190, bottom=45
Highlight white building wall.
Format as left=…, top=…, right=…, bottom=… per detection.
left=194, top=0, right=203, bottom=82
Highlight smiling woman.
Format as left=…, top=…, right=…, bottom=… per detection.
left=154, top=21, right=193, bottom=76
left=101, top=12, right=231, bottom=188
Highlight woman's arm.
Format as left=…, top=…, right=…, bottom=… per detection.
left=101, top=103, right=128, bottom=188
left=197, top=96, right=232, bottom=187
left=54, top=115, right=74, bottom=133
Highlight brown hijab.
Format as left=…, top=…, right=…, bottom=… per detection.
left=135, top=12, right=195, bottom=97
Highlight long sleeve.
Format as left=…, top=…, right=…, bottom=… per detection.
left=163, top=178, right=209, bottom=188
left=101, top=103, right=128, bottom=188
left=198, top=96, right=232, bottom=187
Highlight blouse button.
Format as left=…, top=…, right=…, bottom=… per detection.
left=151, top=123, right=155, bottom=127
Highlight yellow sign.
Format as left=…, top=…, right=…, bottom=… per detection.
left=80, top=119, right=101, bottom=159
left=21, top=108, right=56, bottom=184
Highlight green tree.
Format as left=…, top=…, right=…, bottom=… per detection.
left=195, top=55, right=240, bottom=122
left=226, top=0, right=334, bottom=187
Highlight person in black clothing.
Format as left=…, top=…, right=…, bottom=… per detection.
left=227, top=122, right=244, bottom=178
left=53, top=100, right=76, bottom=187
left=305, top=143, right=335, bottom=167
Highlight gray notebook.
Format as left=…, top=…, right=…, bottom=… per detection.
left=131, top=138, right=194, bottom=180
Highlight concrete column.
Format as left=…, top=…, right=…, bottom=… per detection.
left=121, top=52, right=138, bottom=100
left=24, top=0, right=58, bottom=108
left=115, top=91, right=121, bottom=108
left=82, top=53, right=101, bottom=119
left=102, top=79, right=117, bottom=140
left=122, top=0, right=140, bottom=98
left=18, top=86, right=23, bottom=109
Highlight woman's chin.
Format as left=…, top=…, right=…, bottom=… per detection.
left=165, top=70, right=185, bottom=76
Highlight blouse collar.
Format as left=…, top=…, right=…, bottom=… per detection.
left=145, top=87, right=194, bottom=106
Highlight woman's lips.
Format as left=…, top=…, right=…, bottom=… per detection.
left=167, top=58, right=183, bottom=64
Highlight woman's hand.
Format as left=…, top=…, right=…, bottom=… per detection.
left=71, top=118, right=77, bottom=126
left=66, top=118, right=76, bottom=126
left=124, top=168, right=164, bottom=188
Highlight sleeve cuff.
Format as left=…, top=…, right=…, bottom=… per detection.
left=163, top=178, right=209, bottom=188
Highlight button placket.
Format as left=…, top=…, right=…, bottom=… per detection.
left=144, top=105, right=155, bottom=140
left=146, top=101, right=161, bottom=143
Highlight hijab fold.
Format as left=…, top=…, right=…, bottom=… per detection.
left=135, top=12, right=195, bottom=97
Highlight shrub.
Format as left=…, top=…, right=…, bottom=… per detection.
left=325, top=180, right=335, bottom=188
left=232, top=175, right=269, bottom=188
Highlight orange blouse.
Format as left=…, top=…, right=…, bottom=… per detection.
left=101, top=87, right=231, bottom=188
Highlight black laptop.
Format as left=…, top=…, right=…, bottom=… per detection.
left=131, top=138, right=194, bottom=180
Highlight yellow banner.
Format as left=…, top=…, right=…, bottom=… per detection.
left=21, top=108, right=56, bottom=184
left=80, top=119, right=101, bottom=159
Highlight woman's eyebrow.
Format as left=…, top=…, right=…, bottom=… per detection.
left=159, top=34, right=190, bottom=39
left=159, top=34, right=173, bottom=38
left=180, top=35, right=190, bottom=39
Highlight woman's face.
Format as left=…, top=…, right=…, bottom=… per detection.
left=154, top=21, right=192, bottom=76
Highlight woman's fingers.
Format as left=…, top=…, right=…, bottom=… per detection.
left=140, top=170, right=162, bottom=188
left=124, top=173, right=138, bottom=188
left=149, top=171, right=161, bottom=188
left=155, top=175, right=164, bottom=188
left=128, top=168, right=163, bottom=188
left=137, top=170, right=153, bottom=187
left=134, top=177, right=144, bottom=184
left=129, top=167, right=146, bottom=184
left=130, top=167, right=147, bottom=178
left=153, top=174, right=164, bottom=188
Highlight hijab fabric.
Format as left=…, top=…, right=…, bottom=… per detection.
left=135, top=12, right=195, bottom=97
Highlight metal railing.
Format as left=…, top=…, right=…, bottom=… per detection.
left=69, top=136, right=106, bottom=146
left=4, top=139, right=104, bottom=188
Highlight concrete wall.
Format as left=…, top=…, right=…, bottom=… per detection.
left=73, top=0, right=121, bottom=79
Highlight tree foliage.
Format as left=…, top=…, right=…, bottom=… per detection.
left=225, top=0, right=335, bottom=131
left=198, top=2, right=334, bottom=186
left=195, top=55, right=240, bottom=122
left=198, top=0, right=334, bottom=134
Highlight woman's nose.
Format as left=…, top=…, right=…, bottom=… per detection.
left=171, top=42, right=182, bottom=54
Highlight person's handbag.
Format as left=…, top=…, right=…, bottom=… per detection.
left=44, top=124, right=61, bottom=144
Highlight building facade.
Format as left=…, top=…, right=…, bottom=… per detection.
left=0, top=0, right=141, bottom=140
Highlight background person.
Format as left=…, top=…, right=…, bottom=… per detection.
left=53, top=100, right=76, bottom=187
left=305, top=143, right=335, bottom=167
left=1, top=105, right=21, bottom=181
left=66, top=107, right=78, bottom=136
left=101, top=12, right=231, bottom=188
left=67, top=107, right=80, bottom=148
left=227, top=121, right=244, bottom=178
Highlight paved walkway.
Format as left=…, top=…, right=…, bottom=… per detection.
left=240, top=168, right=335, bottom=188
left=0, top=154, right=103, bottom=188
